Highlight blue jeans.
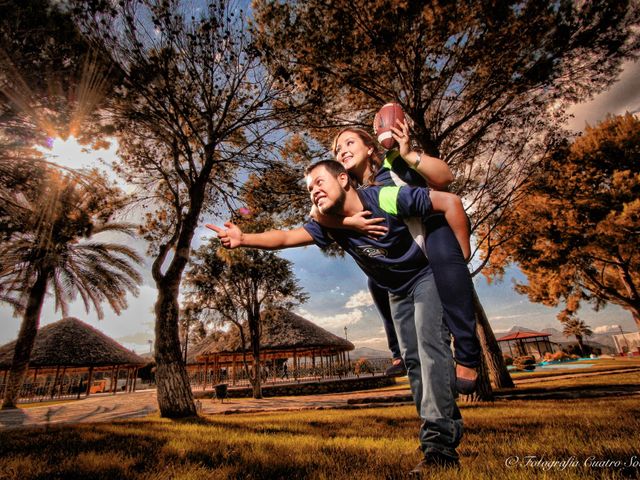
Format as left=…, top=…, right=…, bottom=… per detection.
left=369, top=215, right=480, bottom=367
left=389, top=272, right=463, bottom=459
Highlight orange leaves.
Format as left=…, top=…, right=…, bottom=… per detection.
left=485, top=114, right=640, bottom=324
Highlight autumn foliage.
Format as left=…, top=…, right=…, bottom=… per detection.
left=484, top=114, right=640, bottom=328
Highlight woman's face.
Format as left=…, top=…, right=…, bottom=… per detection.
left=333, top=131, right=373, bottom=172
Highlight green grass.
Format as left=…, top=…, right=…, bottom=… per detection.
left=511, top=357, right=640, bottom=380
left=511, top=370, right=640, bottom=390
left=1, top=394, right=639, bottom=479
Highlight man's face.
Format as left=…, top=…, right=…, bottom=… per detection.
left=306, top=165, right=347, bottom=215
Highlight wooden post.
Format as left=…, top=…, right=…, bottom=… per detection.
left=77, top=372, right=83, bottom=400
left=293, top=349, right=298, bottom=380
left=112, top=366, right=120, bottom=394
left=50, top=365, right=61, bottom=399
left=232, top=355, right=237, bottom=386
left=127, top=368, right=131, bottom=393
left=203, top=357, right=209, bottom=391
left=132, top=367, right=139, bottom=392
left=57, top=367, right=67, bottom=398
left=86, top=367, right=94, bottom=397
left=110, top=365, right=116, bottom=393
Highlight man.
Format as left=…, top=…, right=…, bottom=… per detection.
left=207, top=160, right=463, bottom=472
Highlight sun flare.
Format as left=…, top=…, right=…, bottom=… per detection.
left=36, top=136, right=119, bottom=171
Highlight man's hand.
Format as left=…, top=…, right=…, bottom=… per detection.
left=205, top=222, right=243, bottom=248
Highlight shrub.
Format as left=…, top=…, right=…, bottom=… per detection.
left=354, top=358, right=374, bottom=376
left=503, top=354, right=513, bottom=366
left=513, top=355, right=536, bottom=371
left=549, top=351, right=573, bottom=362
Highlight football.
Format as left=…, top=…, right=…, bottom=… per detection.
left=373, top=102, right=405, bottom=149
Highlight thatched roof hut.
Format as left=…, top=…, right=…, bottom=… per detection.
left=0, top=317, right=146, bottom=369
left=189, top=309, right=354, bottom=387
left=191, top=309, right=354, bottom=361
left=0, top=317, right=147, bottom=400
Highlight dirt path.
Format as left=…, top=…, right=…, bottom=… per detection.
left=1, top=367, right=638, bottom=431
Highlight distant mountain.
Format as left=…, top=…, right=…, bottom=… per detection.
left=351, top=347, right=391, bottom=359
left=541, top=327, right=562, bottom=335
left=507, top=325, right=541, bottom=333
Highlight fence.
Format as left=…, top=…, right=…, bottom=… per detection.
left=188, top=357, right=393, bottom=389
left=0, top=368, right=149, bottom=404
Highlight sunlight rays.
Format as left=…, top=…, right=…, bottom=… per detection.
left=36, top=135, right=117, bottom=171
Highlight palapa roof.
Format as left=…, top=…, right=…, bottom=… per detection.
left=191, top=309, right=354, bottom=362
left=496, top=331, right=552, bottom=342
left=0, top=317, right=147, bottom=369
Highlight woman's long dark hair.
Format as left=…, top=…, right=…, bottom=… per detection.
left=331, top=127, right=383, bottom=186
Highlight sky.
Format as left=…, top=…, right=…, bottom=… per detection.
left=1, top=60, right=639, bottom=355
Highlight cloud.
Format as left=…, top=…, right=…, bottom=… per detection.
left=593, top=324, right=623, bottom=334
left=350, top=335, right=389, bottom=352
left=115, top=332, right=155, bottom=346
left=345, top=290, right=373, bottom=309
left=296, top=307, right=364, bottom=333
left=489, top=313, right=530, bottom=321
left=352, top=336, right=387, bottom=346
left=567, top=60, right=640, bottom=132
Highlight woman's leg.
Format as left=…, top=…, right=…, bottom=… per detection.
left=424, top=214, right=481, bottom=370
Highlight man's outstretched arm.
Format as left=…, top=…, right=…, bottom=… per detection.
left=205, top=222, right=315, bottom=250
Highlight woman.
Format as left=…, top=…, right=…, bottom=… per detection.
left=320, top=121, right=480, bottom=393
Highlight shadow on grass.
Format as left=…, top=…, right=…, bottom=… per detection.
left=173, top=410, right=418, bottom=443
left=1, top=397, right=639, bottom=480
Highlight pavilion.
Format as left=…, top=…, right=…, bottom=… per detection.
left=188, top=308, right=355, bottom=389
left=0, top=317, right=148, bottom=402
left=496, top=330, right=556, bottom=360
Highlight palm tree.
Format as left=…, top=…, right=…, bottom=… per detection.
left=562, top=317, right=594, bottom=356
left=0, top=169, right=143, bottom=409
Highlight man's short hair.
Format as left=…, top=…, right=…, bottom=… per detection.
left=304, top=159, right=347, bottom=178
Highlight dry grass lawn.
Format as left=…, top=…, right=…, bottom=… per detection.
left=1, top=386, right=638, bottom=479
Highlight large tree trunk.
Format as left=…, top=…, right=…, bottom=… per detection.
left=154, top=280, right=197, bottom=418
left=2, top=270, right=48, bottom=409
left=473, top=289, right=515, bottom=389
left=249, top=316, right=263, bottom=399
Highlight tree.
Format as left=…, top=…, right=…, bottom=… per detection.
left=252, top=0, right=640, bottom=394
left=0, top=0, right=114, bottom=150
left=0, top=168, right=142, bottom=408
left=562, top=317, right=593, bottom=356
left=484, top=113, right=640, bottom=330
left=74, top=0, right=297, bottom=416
left=183, top=235, right=307, bottom=398
left=1, top=0, right=114, bottom=241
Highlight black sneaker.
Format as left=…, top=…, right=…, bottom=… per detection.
left=409, top=452, right=460, bottom=476
left=385, top=362, right=407, bottom=377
